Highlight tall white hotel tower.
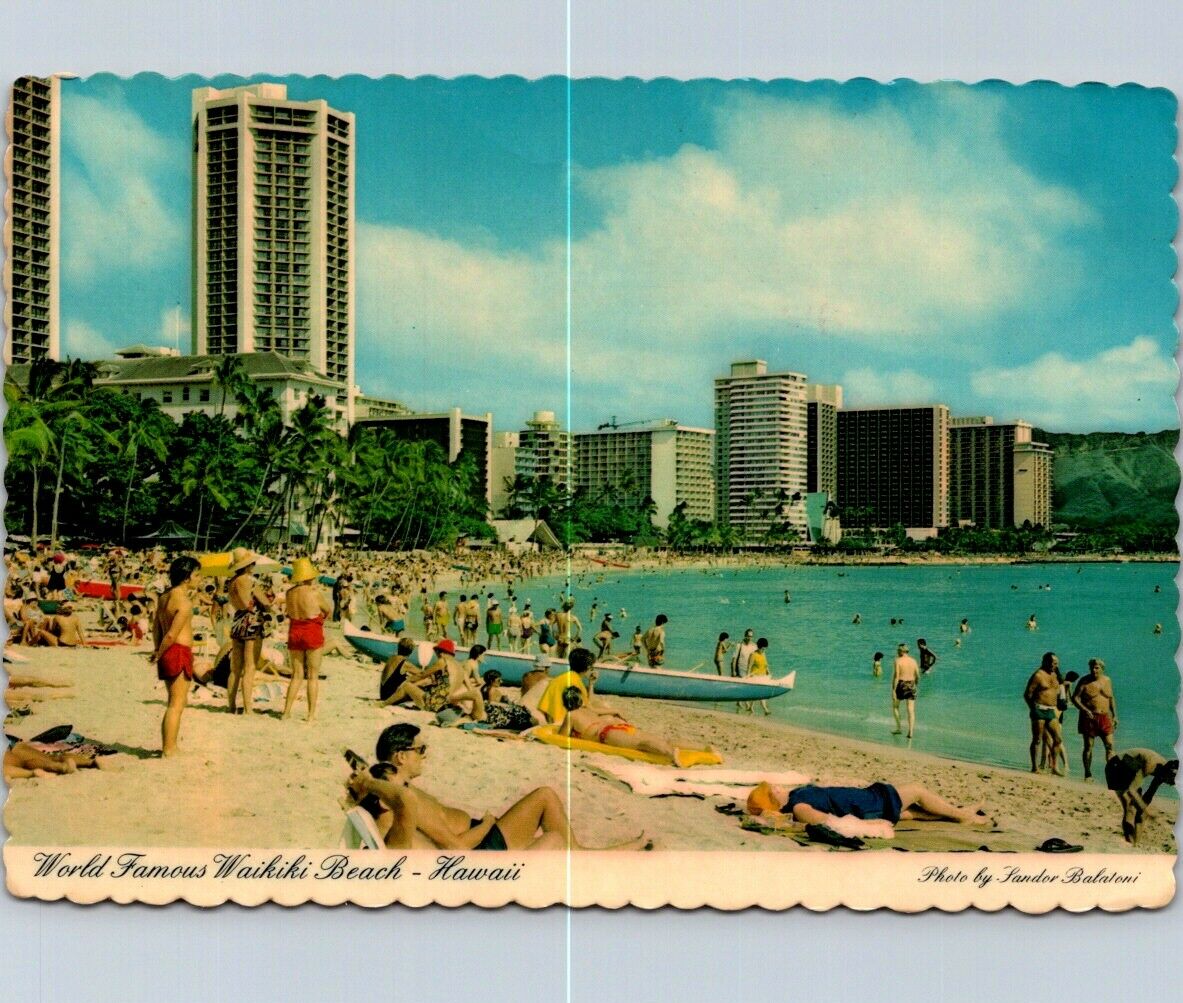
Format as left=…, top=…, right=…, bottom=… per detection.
left=191, top=83, right=355, bottom=416
left=714, top=359, right=809, bottom=538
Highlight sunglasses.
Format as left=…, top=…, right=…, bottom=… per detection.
left=406, top=744, right=427, bottom=756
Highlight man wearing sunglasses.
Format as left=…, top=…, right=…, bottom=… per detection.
left=349, top=722, right=647, bottom=851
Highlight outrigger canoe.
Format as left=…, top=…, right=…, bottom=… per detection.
left=341, top=620, right=795, bottom=703
left=588, top=557, right=631, bottom=569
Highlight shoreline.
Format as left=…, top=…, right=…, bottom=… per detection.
left=5, top=640, right=1173, bottom=853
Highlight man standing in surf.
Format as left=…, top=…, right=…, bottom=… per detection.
left=1072, top=658, right=1119, bottom=780
left=890, top=642, right=919, bottom=739
left=282, top=558, right=333, bottom=722
left=1023, top=652, right=1064, bottom=775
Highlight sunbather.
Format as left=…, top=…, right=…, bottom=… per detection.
left=746, top=780, right=993, bottom=830
left=348, top=723, right=648, bottom=850
left=3, top=741, right=100, bottom=781
left=558, top=687, right=721, bottom=767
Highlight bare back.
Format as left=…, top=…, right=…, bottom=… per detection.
left=286, top=582, right=330, bottom=620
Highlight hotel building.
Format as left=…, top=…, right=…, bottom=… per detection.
left=574, top=420, right=715, bottom=528
left=714, top=360, right=808, bottom=536
left=4, top=75, right=61, bottom=365
left=191, top=83, right=355, bottom=417
left=806, top=383, right=842, bottom=498
left=515, top=410, right=572, bottom=486
left=837, top=405, right=951, bottom=531
left=949, top=417, right=1053, bottom=528
left=357, top=408, right=494, bottom=506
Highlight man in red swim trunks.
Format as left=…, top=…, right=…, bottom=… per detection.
left=1072, top=657, right=1119, bottom=780
left=152, top=556, right=203, bottom=757
left=282, top=557, right=333, bottom=722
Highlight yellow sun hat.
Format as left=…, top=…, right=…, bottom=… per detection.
left=289, top=557, right=318, bottom=584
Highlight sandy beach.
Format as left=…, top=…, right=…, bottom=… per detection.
left=5, top=630, right=1174, bottom=854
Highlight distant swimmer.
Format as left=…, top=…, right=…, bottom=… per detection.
left=917, top=638, right=937, bottom=675
left=959, top=618, right=970, bottom=634
left=1154, top=585, right=1161, bottom=593
left=872, top=651, right=883, bottom=678
left=1154, top=623, right=1163, bottom=635
left=852, top=613, right=862, bottom=625
left=1026, top=614, right=1038, bottom=631
left=954, top=638, right=962, bottom=648
left=890, top=618, right=898, bottom=626
left=783, top=590, right=791, bottom=604
left=1010, top=584, right=1019, bottom=591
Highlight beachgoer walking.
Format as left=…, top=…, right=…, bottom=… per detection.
left=485, top=596, right=504, bottom=649
left=152, top=556, right=202, bottom=756
left=890, top=642, right=919, bottom=738
left=520, top=603, right=536, bottom=653
left=1023, top=652, right=1063, bottom=775
left=630, top=625, right=643, bottom=662
left=282, top=558, right=332, bottom=722
left=507, top=603, right=522, bottom=652
left=713, top=632, right=731, bottom=676
left=1072, top=658, right=1118, bottom=780
left=641, top=614, right=668, bottom=667
left=743, top=637, right=772, bottom=715
left=432, top=591, right=450, bottom=640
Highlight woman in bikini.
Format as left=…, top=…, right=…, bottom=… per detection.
left=557, top=687, right=719, bottom=767
left=226, top=548, right=271, bottom=715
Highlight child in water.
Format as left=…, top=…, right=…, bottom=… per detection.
left=872, top=651, right=883, bottom=678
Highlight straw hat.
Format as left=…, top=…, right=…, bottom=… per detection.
left=746, top=781, right=786, bottom=817
left=289, top=557, right=318, bottom=584
left=229, top=547, right=259, bottom=573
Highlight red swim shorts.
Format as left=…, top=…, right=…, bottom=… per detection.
left=157, top=643, right=194, bottom=681
left=1078, top=712, right=1114, bottom=738
left=288, top=617, right=326, bottom=652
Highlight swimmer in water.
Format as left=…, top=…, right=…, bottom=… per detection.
left=959, top=618, right=970, bottom=633
left=784, top=590, right=791, bottom=604
left=872, top=651, right=883, bottom=678
left=1154, top=623, right=1163, bottom=635
left=1027, top=614, right=1038, bottom=631
left=852, top=613, right=862, bottom=625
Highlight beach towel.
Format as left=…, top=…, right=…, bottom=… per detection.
left=584, top=759, right=811, bottom=798
left=339, top=806, right=383, bottom=850
left=3, top=649, right=31, bottom=664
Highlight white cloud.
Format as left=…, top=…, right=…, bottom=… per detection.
left=356, top=89, right=1094, bottom=419
left=64, top=319, right=120, bottom=360
left=840, top=368, right=939, bottom=407
left=970, top=336, right=1177, bottom=430
left=63, top=306, right=191, bottom=360
left=63, top=94, right=184, bottom=282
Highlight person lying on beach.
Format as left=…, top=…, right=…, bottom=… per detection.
left=745, top=780, right=994, bottom=832
left=347, top=723, right=648, bottom=850
left=3, top=741, right=101, bottom=781
left=533, top=647, right=605, bottom=726
left=1104, top=749, right=1177, bottom=845
left=558, top=687, right=721, bottom=766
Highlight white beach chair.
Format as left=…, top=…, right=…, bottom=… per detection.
left=339, top=806, right=383, bottom=850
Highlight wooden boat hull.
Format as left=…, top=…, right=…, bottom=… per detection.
left=341, top=621, right=795, bottom=702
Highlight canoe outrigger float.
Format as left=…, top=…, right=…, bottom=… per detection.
left=341, top=620, right=796, bottom=703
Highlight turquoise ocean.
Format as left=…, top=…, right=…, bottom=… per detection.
left=519, top=562, right=1179, bottom=776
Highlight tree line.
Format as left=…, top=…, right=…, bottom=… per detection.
left=3, top=356, right=490, bottom=552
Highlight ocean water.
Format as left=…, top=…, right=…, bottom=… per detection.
left=519, top=562, right=1179, bottom=775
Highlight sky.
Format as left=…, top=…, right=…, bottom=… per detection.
left=57, top=75, right=1178, bottom=433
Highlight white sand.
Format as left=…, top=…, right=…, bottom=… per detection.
left=5, top=635, right=1175, bottom=853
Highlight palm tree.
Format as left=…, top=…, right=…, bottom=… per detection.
left=4, top=356, right=65, bottom=547
left=214, top=355, right=249, bottom=420
left=120, top=417, right=170, bottom=544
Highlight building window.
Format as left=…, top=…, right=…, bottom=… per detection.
left=199, top=388, right=210, bottom=403
left=182, top=386, right=191, bottom=402
left=162, top=390, right=173, bottom=404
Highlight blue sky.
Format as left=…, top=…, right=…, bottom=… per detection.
left=58, top=75, right=1178, bottom=432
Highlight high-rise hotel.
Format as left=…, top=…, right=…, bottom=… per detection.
left=837, top=405, right=951, bottom=530
left=191, top=83, right=355, bottom=417
left=4, top=76, right=61, bottom=365
left=949, top=417, right=1053, bottom=529
left=714, top=360, right=809, bottom=536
